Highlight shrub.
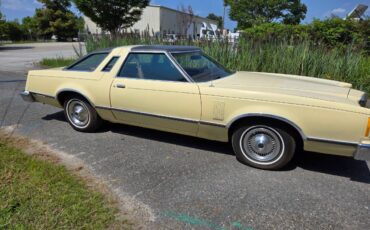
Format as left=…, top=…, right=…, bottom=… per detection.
left=243, top=18, right=370, bottom=52
left=244, top=23, right=310, bottom=41
left=0, top=20, right=24, bottom=41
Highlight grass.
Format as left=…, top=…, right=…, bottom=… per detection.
left=0, top=139, right=124, bottom=229
left=40, top=57, right=77, bottom=68
left=85, top=36, right=370, bottom=93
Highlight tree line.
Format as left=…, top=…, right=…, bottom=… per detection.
left=0, top=0, right=368, bottom=47
left=0, top=0, right=151, bottom=41
left=0, top=0, right=85, bottom=41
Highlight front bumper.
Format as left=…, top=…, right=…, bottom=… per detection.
left=20, top=91, right=34, bottom=102
left=354, top=141, right=370, bottom=161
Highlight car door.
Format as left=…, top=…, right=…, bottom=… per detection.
left=110, top=52, right=201, bottom=136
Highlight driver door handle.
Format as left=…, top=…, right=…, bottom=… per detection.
left=115, top=84, right=126, bottom=89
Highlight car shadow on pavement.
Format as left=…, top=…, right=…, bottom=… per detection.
left=42, top=111, right=234, bottom=156
left=43, top=111, right=370, bottom=184
left=0, top=46, right=34, bottom=51
left=296, top=152, right=370, bottom=184
left=105, top=121, right=236, bottom=156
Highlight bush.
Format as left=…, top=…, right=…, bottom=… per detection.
left=244, top=18, right=370, bottom=52
left=0, top=20, right=25, bottom=41
left=310, top=18, right=368, bottom=50
left=4, top=21, right=24, bottom=41
left=244, top=23, right=310, bottom=41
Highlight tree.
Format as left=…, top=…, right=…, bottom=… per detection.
left=2, top=20, right=24, bottom=41
left=0, top=1, right=3, bottom=21
left=177, top=4, right=194, bottom=37
left=0, top=0, right=3, bottom=20
left=206, top=13, right=223, bottom=28
left=282, top=0, right=307, bottom=25
left=224, top=0, right=307, bottom=28
left=22, top=16, right=39, bottom=40
left=73, top=0, right=150, bottom=36
left=0, top=0, right=5, bottom=39
left=34, top=0, right=80, bottom=40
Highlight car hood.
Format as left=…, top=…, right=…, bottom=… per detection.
left=212, top=71, right=354, bottom=103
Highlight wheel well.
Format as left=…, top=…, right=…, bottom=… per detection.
left=228, top=116, right=304, bottom=148
left=57, top=91, right=91, bottom=106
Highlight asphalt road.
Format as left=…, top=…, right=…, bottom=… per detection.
left=1, top=43, right=369, bottom=230
left=0, top=42, right=82, bottom=73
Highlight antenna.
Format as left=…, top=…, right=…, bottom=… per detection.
left=346, top=4, right=368, bottom=20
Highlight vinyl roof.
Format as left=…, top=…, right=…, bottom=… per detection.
left=131, top=45, right=201, bottom=52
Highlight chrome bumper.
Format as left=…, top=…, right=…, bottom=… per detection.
left=354, top=144, right=370, bottom=161
left=20, top=91, right=34, bottom=102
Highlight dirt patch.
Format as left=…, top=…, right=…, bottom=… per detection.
left=0, top=126, right=155, bottom=229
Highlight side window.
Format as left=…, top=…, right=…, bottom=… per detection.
left=118, top=53, right=186, bottom=82
left=68, top=53, right=108, bottom=71
left=102, top=56, right=119, bottom=72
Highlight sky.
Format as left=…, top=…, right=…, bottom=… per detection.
left=1, top=0, right=369, bottom=29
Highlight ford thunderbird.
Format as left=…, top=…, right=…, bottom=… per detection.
left=21, top=45, right=370, bottom=170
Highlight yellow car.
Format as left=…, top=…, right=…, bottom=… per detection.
left=21, top=45, right=370, bottom=170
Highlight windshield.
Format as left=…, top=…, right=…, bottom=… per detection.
left=171, top=52, right=233, bottom=82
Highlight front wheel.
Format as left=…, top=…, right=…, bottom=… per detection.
left=64, top=96, right=102, bottom=132
left=232, top=124, right=296, bottom=170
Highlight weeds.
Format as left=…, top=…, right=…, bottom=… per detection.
left=85, top=35, right=370, bottom=93
left=39, top=57, right=77, bottom=68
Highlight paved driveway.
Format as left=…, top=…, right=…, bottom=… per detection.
left=0, top=43, right=369, bottom=230
left=0, top=42, right=82, bottom=73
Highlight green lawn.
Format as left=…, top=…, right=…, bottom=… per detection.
left=40, top=57, right=77, bottom=68
left=0, top=141, right=128, bottom=229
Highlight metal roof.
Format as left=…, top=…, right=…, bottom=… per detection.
left=131, top=45, right=201, bottom=52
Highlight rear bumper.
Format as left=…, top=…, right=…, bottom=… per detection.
left=20, top=91, right=34, bottom=102
left=354, top=142, right=370, bottom=161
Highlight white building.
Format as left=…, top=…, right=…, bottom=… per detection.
left=83, top=5, right=218, bottom=39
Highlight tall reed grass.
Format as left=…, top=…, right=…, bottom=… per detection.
left=85, top=35, right=369, bottom=93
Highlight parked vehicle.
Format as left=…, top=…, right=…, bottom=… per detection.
left=163, top=34, right=178, bottom=43
left=21, top=45, right=370, bottom=170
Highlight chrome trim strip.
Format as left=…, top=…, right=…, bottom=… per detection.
left=95, top=105, right=227, bottom=128
left=30, top=91, right=55, bottom=99
left=165, top=51, right=194, bottom=83
left=96, top=106, right=198, bottom=124
left=115, top=51, right=194, bottom=83
left=55, top=89, right=95, bottom=107
left=226, top=113, right=307, bottom=140
left=306, top=137, right=358, bottom=146
left=127, top=50, right=172, bottom=53
left=199, top=121, right=226, bottom=128
left=102, top=56, right=120, bottom=72
left=169, top=50, right=202, bottom=54
left=20, top=91, right=35, bottom=102
left=63, top=51, right=110, bottom=71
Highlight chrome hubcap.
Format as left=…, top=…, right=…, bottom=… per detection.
left=241, top=126, right=283, bottom=163
left=67, top=100, right=89, bottom=128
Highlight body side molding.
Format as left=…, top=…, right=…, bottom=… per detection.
left=226, top=113, right=307, bottom=140
left=95, top=105, right=226, bottom=128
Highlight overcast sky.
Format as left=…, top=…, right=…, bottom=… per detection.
left=1, top=0, right=369, bottom=29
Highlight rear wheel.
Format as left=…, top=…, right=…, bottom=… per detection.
left=63, top=96, right=102, bottom=132
left=232, top=124, right=296, bottom=170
